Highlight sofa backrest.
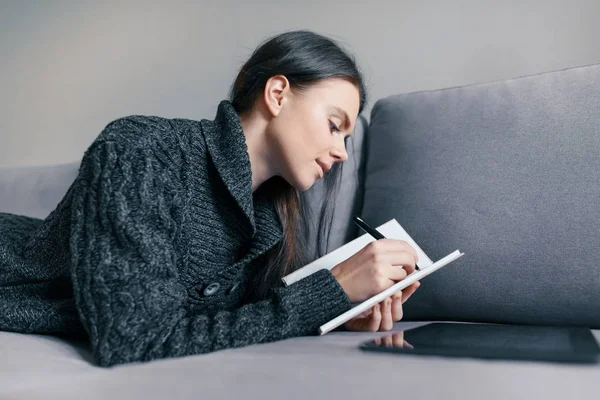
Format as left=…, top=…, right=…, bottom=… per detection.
left=0, top=161, right=81, bottom=219
left=361, top=62, right=600, bottom=327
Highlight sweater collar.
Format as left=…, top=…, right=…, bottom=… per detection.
left=200, top=100, right=283, bottom=244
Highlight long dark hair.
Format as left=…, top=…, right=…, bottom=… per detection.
left=229, top=29, right=368, bottom=302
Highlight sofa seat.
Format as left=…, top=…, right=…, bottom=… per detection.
left=1, top=322, right=599, bottom=399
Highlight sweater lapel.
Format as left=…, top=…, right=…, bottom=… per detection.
left=200, top=100, right=282, bottom=253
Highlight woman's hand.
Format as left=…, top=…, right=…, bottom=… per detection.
left=343, top=281, right=420, bottom=332
left=331, top=239, right=418, bottom=303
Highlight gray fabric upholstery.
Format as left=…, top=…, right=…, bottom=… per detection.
left=0, top=161, right=80, bottom=219
left=1, top=324, right=598, bottom=399
left=2, top=65, right=599, bottom=397
left=301, top=114, right=368, bottom=261
left=361, top=62, right=600, bottom=328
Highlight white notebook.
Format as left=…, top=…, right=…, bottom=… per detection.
left=281, top=218, right=464, bottom=335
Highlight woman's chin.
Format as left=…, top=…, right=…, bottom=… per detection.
left=296, top=174, right=321, bottom=192
left=286, top=166, right=323, bottom=192
left=299, top=179, right=317, bottom=192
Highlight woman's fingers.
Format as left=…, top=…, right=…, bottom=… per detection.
left=380, top=298, right=393, bottom=331
left=391, top=292, right=404, bottom=321
left=390, top=281, right=421, bottom=321
left=345, top=280, right=422, bottom=332
left=344, top=304, right=381, bottom=331
left=381, top=239, right=419, bottom=274
left=385, top=262, right=409, bottom=282
left=368, top=303, right=382, bottom=331
left=356, top=308, right=373, bottom=319
left=401, top=281, right=421, bottom=303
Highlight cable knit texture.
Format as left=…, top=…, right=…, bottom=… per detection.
left=0, top=100, right=353, bottom=367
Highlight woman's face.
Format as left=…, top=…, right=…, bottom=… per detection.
left=266, top=77, right=360, bottom=191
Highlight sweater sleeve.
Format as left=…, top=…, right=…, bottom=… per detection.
left=69, top=140, right=353, bottom=368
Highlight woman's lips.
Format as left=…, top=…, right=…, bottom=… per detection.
left=316, top=161, right=324, bottom=178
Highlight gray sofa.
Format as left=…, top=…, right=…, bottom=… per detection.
left=1, top=62, right=599, bottom=399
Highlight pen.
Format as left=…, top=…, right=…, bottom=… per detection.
left=352, top=216, right=420, bottom=271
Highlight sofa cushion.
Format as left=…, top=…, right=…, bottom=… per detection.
left=3, top=324, right=599, bottom=399
left=361, top=62, right=600, bottom=328
left=300, top=114, right=368, bottom=261
left=0, top=161, right=81, bottom=219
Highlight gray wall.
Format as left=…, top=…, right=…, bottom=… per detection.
left=1, top=0, right=599, bottom=166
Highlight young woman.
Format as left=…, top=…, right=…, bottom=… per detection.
left=0, top=30, right=420, bottom=367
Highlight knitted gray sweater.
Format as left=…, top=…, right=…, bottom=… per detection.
left=0, top=100, right=353, bottom=367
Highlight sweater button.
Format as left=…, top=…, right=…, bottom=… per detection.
left=203, top=282, right=221, bottom=296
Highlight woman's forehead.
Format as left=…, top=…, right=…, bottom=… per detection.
left=307, top=81, right=359, bottom=114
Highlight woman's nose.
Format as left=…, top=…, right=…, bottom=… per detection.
left=332, top=145, right=349, bottom=163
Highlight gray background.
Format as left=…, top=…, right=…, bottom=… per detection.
left=2, top=0, right=600, bottom=166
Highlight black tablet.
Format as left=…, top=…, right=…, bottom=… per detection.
left=359, top=323, right=600, bottom=364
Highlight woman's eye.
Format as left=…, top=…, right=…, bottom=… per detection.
left=329, top=120, right=340, bottom=134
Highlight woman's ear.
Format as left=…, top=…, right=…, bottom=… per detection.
left=263, top=75, right=290, bottom=117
